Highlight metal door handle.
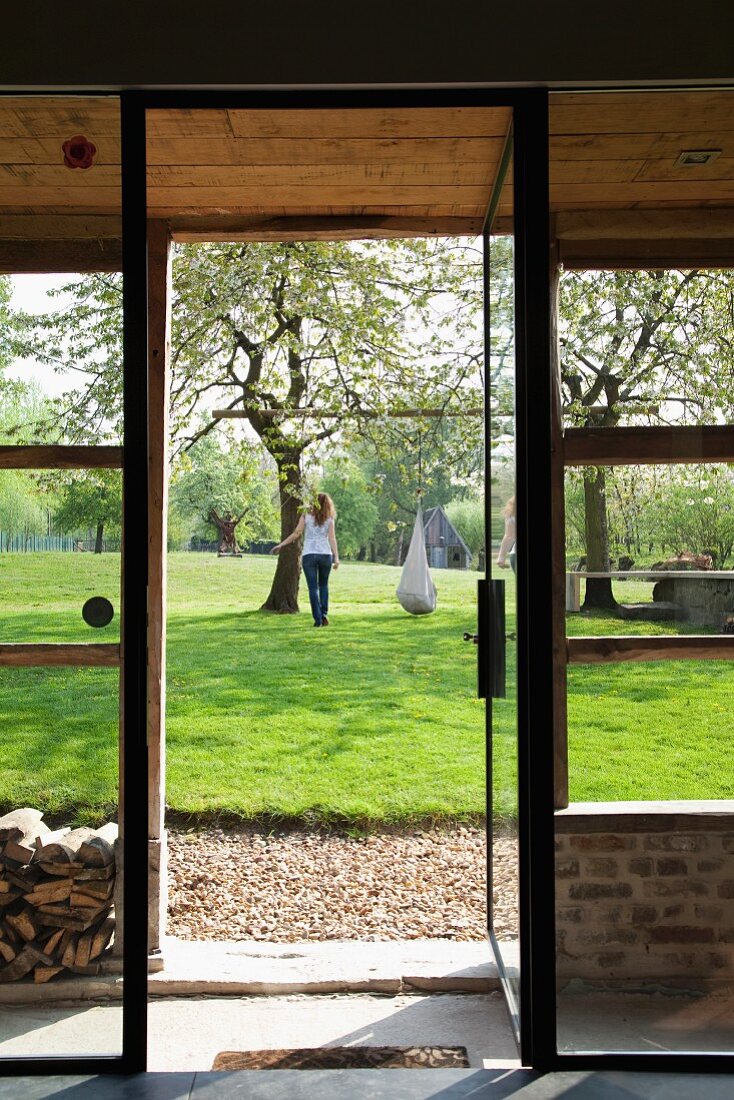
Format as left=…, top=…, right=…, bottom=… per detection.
left=463, top=632, right=479, bottom=644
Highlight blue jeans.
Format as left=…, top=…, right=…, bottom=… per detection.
left=302, top=553, right=332, bottom=625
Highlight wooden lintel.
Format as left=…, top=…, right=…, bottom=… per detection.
left=0, top=238, right=122, bottom=274
left=560, top=238, right=734, bottom=271
left=564, top=426, right=734, bottom=467
left=0, top=644, right=120, bottom=668
left=0, top=216, right=122, bottom=240
left=568, top=636, right=734, bottom=664
left=0, top=446, right=123, bottom=469
left=555, top=209, right=734, bottom=241
left=169, top=215, right=483, bottom=242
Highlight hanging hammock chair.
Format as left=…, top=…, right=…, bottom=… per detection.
left=396, top=504, right=437, bottom=615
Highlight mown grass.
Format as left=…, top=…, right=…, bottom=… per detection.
left=0, top=553, right=731, bottom=824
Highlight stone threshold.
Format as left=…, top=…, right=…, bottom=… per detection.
left=0, top=938, right=497, bottom=1004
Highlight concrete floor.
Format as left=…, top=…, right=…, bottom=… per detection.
left=0, top=992, right=518, bottom=1069
left=0, top=987, right=732, bottom=1067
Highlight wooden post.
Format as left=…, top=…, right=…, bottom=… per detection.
left=550, top=243, right=569, bottom=809
left=147, top=219, right=171, bottom=955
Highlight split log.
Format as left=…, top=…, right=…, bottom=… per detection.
left=34, top=966, right=64, bottom=983
left=25, top=881, right=74, bottom=906
left=0, top=811, right=117, bottom=982
left=0, top=941, right=16, bottom=963
left=42, top=929, right=64, bottom=957
left=6, top=908, right=39, bottom=943
left=90, top=916, right=115, bottom=961
left=78, top=823, right=118, bottom=867
left=0, top=809, right=43, bottom=843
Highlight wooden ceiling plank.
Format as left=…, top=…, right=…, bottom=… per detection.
left=0, top=164, right=121, bottom=186
left=146, top=135, right=503, bottom=166
left=550, top=160, right=648, bottom=184
left=0, top=99, right=120, bottom=139
left=146, top=110, right=235, bottom=138
left=147, top=163, right=494, bottom=188
left=549, top=181, right=734, bottom=203
left=0, top=189, right=121, bottom=208
left=634, top=158, right=734, bottom=183
left=550, top=92, right=734, bottom=136
left=551, top=132, right=734, bottom=161
left=224, top=107, right=511, bottom=140
left=147, top=185, right=492, bottom=207
left=0, top=137, right=120, bottom=166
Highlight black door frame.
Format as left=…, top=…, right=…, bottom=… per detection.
left=0, top=89, right=150, bottom=1076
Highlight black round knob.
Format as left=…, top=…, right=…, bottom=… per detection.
left=82, top=597, right=114, bottom=628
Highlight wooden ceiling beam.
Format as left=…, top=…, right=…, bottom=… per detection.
left=0, top=238, right=122, bottom=273
left=555, top=208, right=734, bottom=240
left=169, top=214, right=484, bottom=242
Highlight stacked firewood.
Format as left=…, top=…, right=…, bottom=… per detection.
left=0, top=808, right=116, bottom=983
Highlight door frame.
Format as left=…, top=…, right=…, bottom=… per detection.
left=136, top=85, right=552, bottom=1070
left=0, top=90, right=150, bottom=1076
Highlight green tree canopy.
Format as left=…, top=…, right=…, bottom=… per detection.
left=55, top=470, right=122, bottom=553
left=320, top=459, right=379, bottom=559
left=169, top=431, right=278, bottom=546
left=560, top=268, right=734, bottom=607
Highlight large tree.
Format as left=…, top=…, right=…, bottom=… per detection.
left=560, top=269, right=734, bottom=608
left=55, top=470, right=122, bottom=553
left=169, top=430, right=278, bottom=547
left=19, top=239, right=483, bottom=611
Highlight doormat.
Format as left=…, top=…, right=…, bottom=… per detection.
left=212, top=1046, right=470, bottom=1070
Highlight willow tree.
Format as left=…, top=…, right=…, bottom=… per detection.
left=560, top=269, right=734, bottom=609
left=18, top=239, right=483, bottom=612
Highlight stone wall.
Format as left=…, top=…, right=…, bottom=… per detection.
left=653, top=576, right=734, bottom=628
left=555, top=801, right=734, bottom=983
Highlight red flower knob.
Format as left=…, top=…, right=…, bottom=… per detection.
left=62, top=135, right=97, bottom=170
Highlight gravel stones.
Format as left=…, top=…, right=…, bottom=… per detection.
left=167, top=826, right=519, bottom=943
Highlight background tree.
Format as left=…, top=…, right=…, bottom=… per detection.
left=444, top=497, right=484, bottom=564
left=55, top=471, right=122, bottom=553
left=320, top=459, right=379, bottom=560
left=648, top=464, right=734, bottom=567
left=560, top=269, right=734, bottom=608
left=169, top=431, right=278, bottom=548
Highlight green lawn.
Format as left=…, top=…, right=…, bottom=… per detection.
left=0, top=553, right=731, bottom=824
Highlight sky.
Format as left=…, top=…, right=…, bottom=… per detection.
left=7, top=274, right=76, bottom=397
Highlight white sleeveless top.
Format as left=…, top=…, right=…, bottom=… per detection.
left=303, top=514, right=333, bottom=556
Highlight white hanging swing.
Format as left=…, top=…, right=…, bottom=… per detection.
left=396, top=502, right=437, bottom=615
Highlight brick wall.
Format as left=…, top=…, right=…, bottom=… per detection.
left=555, top=802, right=734, bottom=982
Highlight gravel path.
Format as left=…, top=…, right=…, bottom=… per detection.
left=167, top=826, right=518, bottom=942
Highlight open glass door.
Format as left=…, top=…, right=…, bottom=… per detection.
left=484, top=127, right=521, bottom=1040
left=0, top=92, right=148, bottom=1073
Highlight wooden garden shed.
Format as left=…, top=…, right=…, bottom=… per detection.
left=422, top=505, right=472, bottom=569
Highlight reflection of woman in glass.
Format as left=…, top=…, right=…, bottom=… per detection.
left=496, top=496, right=516, bottom=573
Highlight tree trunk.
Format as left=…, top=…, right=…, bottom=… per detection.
left=582, top=467, right=617, bottom=610
left=94, top=522, right=104, bottom=554
left=261, top=454, right=302, bottom=613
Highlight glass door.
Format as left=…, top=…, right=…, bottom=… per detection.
left=484, top=127, right=521, bottom=1038
left=0, top=91, right=148, bottom=1074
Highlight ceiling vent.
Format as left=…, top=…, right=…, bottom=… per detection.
left=674, top=149, right=722, bottom=167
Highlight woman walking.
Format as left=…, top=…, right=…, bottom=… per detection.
left=271, top=493, right=340, bottom=626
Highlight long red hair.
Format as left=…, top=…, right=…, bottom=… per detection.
left=311, top=492, right=335, bottom=526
